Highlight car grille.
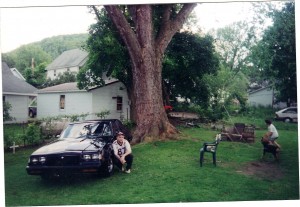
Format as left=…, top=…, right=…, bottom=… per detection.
left=46, top=155, right=80, bottom=166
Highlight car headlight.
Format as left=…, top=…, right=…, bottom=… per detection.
left=31, top=157, right=39, bottom=163
left=30, top=156, right=46, bottom=163
left=83, top=153, right=101, bottom=160
left=92, top=154, right=101, bottom=160
left=39, top=157, right=46, bottom=162
left=83, top=154, right=91, bottom=160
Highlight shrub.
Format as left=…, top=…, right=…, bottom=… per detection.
left=24, top=123, right=42, bottom=145
left=3, top=101, right=15, bottom=121
left=122, top=120, right=136, bottom=131
left=95, top=110, right=110, bottom=119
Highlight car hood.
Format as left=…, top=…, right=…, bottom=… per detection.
left=31, top=138, right=103, bottom=155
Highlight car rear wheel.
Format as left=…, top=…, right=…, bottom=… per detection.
left=284, top=118, right=292, bottom=123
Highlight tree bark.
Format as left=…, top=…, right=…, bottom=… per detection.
left=104, top=4, right=196, bottom=143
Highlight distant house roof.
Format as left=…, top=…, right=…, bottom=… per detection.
left=37, top=78, right=119, bottom=94
left=46, top=48, right=88, bottom=71
left=249, top=86, right=272, bottom=95
left=10, top=68, right=26, bottom=80
left=2, top=62, right=37, bottom=96
left=37, top=82, right=84, bottom=93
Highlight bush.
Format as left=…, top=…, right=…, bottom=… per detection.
left=24, top=123, right=42, bottom=145
left=122, top=120, right=136, bottom=131
left=3, top=101, right=15, bottom=121
left=95, top=110, right=110, bottom=119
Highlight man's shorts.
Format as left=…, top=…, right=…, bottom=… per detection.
left=269, top=137, right=278, bottom=141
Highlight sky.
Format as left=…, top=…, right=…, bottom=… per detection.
left=0, top=1, right=257, bottom=53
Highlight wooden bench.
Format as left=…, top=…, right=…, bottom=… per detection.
left=221, top=123, right=255, bottom=143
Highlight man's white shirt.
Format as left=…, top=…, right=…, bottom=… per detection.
left=113, top=139, right=131, bottom=156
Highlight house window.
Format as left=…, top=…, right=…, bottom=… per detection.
left=3, top=96, right=5, bottom=102
left=117, top=97, right=123, bottom=111
left=54, top=70, right=57, bottom=76
left=60, top=95, right=65, bottom=110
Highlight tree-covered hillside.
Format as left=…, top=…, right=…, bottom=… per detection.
left=2, top=33, right=88, bottom=71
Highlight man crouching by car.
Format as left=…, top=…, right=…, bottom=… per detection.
left=113, top=131, right=133, bottom=174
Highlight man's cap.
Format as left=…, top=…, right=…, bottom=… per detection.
left=117, top=131, right=124, bottom=136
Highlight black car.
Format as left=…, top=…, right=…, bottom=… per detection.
left=26, top=119, right=132, bottom=180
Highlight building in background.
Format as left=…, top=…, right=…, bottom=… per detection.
left=2, top=62, right=37, bottom=123
left=46, top=48, right=88, bottom=80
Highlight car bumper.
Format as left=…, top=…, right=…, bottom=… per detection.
left=26, top=162, right=103, bottom=176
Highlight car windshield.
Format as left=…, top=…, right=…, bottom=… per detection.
left=59, top=122, right=112, bottom=139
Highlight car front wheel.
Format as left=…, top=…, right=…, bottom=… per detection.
left=100, top=156, right=114, bottom=177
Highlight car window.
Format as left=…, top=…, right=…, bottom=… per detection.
left=93, top=122, right=112, bottom=136
left=284, top=108, right=297, bottom=114
left=102, top=123, right=112, bottom=136
left=60, top=123, right=98, bottom=138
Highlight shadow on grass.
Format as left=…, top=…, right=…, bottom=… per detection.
left=35, top=169, right=121, bottom=187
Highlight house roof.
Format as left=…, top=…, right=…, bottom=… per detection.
left=46, top=48, right=88, bottom=71
left=37, top=78, right=119, bottom=94
left=2, top=62, right=38, bottom=95
left=37, top=82, right=84, bottom=93
left=10, top=68, right=26, bottom=80
left=248, top=86, right=272, bottom=95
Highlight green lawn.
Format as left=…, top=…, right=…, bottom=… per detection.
left=4, top=126, right=299, bottom=206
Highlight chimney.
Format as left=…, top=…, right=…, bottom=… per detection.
left=31, top=58, right=35, bottom=74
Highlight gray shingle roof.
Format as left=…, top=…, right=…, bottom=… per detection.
left=46, top=48, right=88, bottom=71
left=2, top=62, right=37, bottom=95
left=38, top=79, right=119, bottom=94
left=37, top=82, right=84, bottom=93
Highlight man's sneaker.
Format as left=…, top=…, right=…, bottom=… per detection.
left=125, top=169, right=131, bottom=174
left=121, top=166, right=125, bottom=172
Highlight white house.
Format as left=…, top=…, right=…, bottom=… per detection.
left=37, top=80, right=130, bottom=121
left=46, top=48, right=88, bottom=80
left=2, top=62, right=37, bottom=123
left=248, top=86, right=286, bottom=108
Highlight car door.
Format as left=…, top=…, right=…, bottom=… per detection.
left=284, top=108, right=297, bottom=122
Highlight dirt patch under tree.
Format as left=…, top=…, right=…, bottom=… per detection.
left=236, top=160, right=284, bottom=180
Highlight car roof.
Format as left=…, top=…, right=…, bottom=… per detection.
left=284, top=107, right=297, bottom=109
left=69, top=119, right=120, bottom=125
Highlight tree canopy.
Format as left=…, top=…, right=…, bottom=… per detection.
left=163, top=32, right=219, bottom=107
left=250, top=2, right=296, bottom=105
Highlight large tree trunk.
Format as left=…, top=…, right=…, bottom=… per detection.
left=105, top=4, right=196, bottom=143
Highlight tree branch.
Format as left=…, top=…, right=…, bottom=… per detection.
left=91, top=6, right=101, bottom=22
left=104, top=5, right=141, bottom=63
left=155, top=3, right=197, bottom=55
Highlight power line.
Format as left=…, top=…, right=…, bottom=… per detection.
left=0, top=0, right=293, bottom=9
left=0, top=5, right=97, bottom=9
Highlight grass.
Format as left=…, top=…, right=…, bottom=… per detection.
left=4, top=125, right=299, bottom=206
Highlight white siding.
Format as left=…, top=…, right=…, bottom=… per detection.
left=248, top=88, right=273, bottom=107
left=91, top=82, right=130, bottom=120
left=37, top=82, right=131, bottom=121
left=37, top=92, right=93, bottom=120
left=46, top=66, right=79, bottom=80
left=4, top=95, right=31, bottom=123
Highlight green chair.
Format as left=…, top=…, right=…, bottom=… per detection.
left=200, top=134, right=221, bottom=167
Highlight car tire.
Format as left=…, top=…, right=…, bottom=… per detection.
left=100, top=156, right=114, bottom=177
left=284, top=118, right=292, bottom=123
left=100, top=147, right=114, bottom=177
